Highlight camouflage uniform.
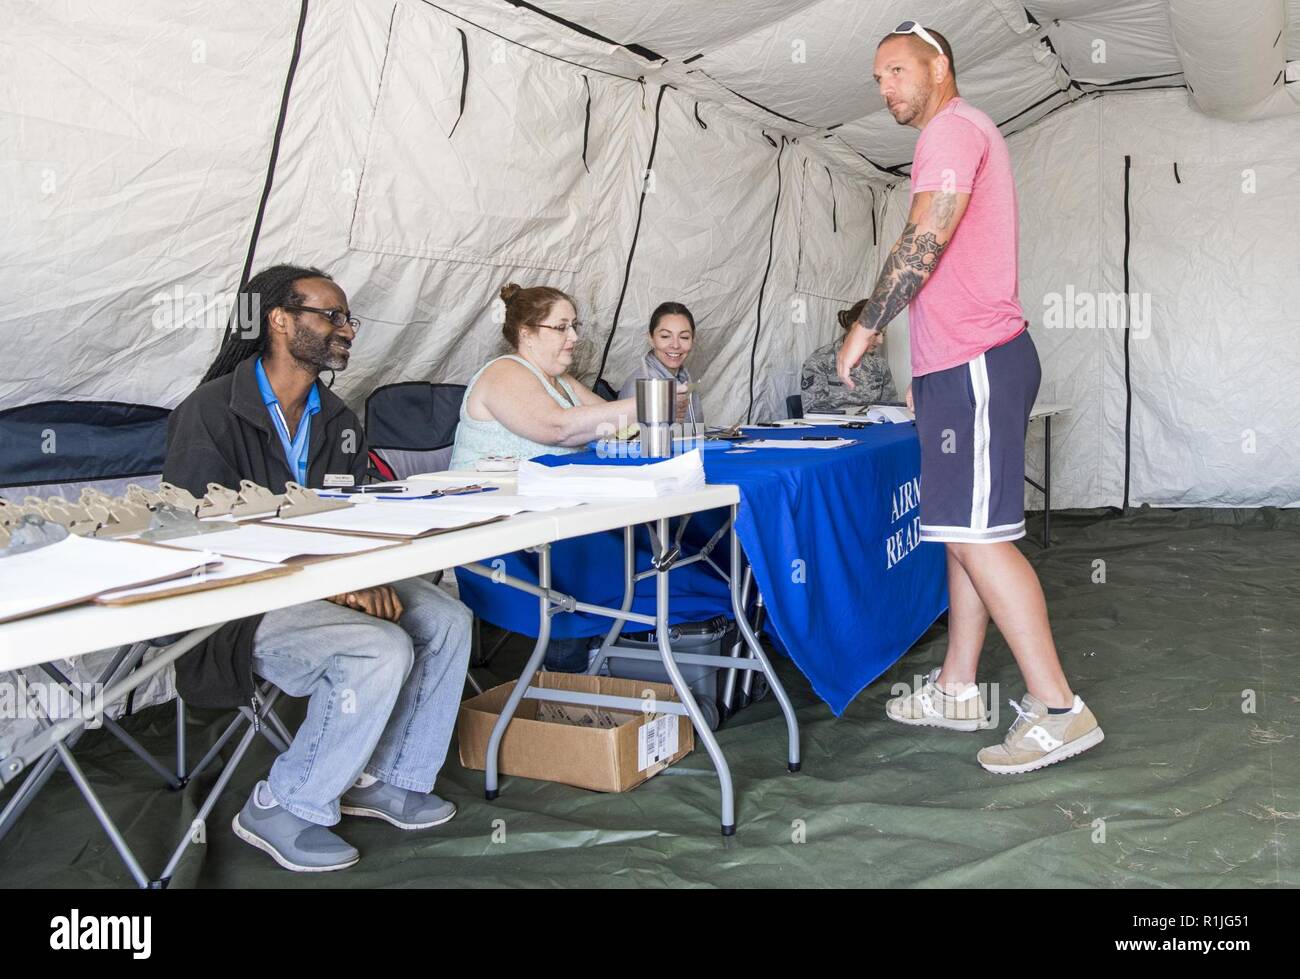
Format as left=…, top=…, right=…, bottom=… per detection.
left=800, top=336, right=899, bottom=413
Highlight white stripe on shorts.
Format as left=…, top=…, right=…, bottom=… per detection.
left=968, top=353, right=992, bottom=530
left=921, top=520, right=1025, bottom=544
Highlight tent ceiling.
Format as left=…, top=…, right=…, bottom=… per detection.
left=512, top=0, right=1300, bottom=169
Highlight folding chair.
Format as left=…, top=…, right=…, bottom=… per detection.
left=364, top=382, right=465, bottom=480
left=154, top=678, right=293, bottom=886
left=0, top=633, right=296, bottom=888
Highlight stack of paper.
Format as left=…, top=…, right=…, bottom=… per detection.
left=518, top=449, right=707, bottom=499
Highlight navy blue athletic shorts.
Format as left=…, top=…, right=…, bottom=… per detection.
left=911, top=328, right=1040, bottom=544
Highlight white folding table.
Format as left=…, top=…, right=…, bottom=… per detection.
left=453, top=483, right=802, bottom=836
left=0, top=511, right=560, bottom=887
left=1027, top=402, right=1070, bottom=547
left=0, top=484, right=801, bottom=884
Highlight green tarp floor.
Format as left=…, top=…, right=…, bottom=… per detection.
left=2, top=506, right=1296, bottom=888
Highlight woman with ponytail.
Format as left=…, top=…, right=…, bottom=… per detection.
left=449, top=283, right=636, bottom=471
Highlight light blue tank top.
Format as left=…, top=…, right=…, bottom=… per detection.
left=450, top=355, right=583, bottom=470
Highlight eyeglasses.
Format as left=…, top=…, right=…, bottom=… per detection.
left=891, top=21, right=945, bottom=59
left=532, top=321, right=583, bottom=337
left=283, top=305, right=361, bottom=332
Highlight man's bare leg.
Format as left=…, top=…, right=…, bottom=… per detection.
left=946, top=540, right=1073, bottom=707
left=936, top=547, right=987, bottom=690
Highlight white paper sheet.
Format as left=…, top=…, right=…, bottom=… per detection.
left=864, top=406, right=913, bottom=424
left=518, top=448, right=706, bottom=499
left=161, top=524, right=400, bottom=561
left=735, top=438, right=856, bottom=450
left=0, top=535, right=216, bottom=623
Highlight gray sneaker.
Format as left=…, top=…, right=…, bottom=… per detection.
left=340, top=780, right=458, bottom=830
left=231, top=781, right=360, bottom=873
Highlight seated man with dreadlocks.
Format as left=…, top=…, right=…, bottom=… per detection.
left=164, top=264, right=472, bottom=873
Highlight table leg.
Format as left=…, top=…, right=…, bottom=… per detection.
left=652, top=518, right=736, bottom=835
left=590, top=525, right=635, bottom=677
left=484, top=543, right=553, bottom=801
left=719, top=564, right=753, bottom=714
left=1043, top=415, right=1052, bottom=548
left=176, top=697, right=187, bottom=782
left=729, top=505, right=801, bottom=773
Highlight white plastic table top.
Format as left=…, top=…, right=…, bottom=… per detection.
left=1030, top=402, right=1070, bottom=421
left=0, top=483, right=738, bottom=672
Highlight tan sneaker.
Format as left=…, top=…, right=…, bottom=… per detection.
left=885, top=668, right=992, bottom=732
left=977, top=694, right=1104, bottom=774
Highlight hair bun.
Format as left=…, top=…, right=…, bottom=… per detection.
left=500, top=283, right=522, bottom=305
left=836, top=308, right=853, bottom=331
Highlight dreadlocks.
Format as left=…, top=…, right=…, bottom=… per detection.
left=199, top=264, right=332, bottom=384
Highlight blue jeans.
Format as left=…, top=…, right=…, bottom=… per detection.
left=545, top=636, right=592, bottom=673
left=252, top=576, right=473, bottom=826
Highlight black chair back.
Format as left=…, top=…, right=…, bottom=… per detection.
left=364, top=382, right=467, bottom=478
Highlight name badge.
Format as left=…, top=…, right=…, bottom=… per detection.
left=323, top=473, right=355, bottom=487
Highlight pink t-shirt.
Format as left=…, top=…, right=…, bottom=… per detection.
left=908, top=97, right=1024, bottom=376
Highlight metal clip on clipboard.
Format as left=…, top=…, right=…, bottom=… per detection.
left=276, top=482, right=351, bottom=519
left=138, top=502, right=223, bottom=542
left=0, top=513, right=70, bottom=556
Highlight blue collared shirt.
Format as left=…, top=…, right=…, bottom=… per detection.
left=254, top=357, right=320, bottom=486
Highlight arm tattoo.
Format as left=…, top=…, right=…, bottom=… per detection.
left=931, top=191, right=958, bottom=230
left=854, top=221, right=948, bottom=333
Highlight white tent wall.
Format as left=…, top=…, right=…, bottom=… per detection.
left=256, top=0, right=893, bottom=424
left=0, top=0, right=302, bottom=409
left=247, top=0, right=648, bottom=408
left=996, top=88, right=1299, bottom=509
left=0, top=0, right=893, bottom=422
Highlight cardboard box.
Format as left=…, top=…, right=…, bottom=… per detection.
left=457, top=673, right=695, bottom=793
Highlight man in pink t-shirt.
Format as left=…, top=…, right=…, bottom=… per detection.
left=837, top=23, right=1103, bottom=774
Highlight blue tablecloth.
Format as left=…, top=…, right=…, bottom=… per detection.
left=456, top=424, right=948, bottom=714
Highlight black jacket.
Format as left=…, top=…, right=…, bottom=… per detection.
left=163, top=357, right=368, bottom=707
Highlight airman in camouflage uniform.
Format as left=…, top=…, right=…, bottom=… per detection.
left=801, top=334, right=898, bottom=413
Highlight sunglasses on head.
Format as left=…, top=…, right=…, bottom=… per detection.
left=891, top=21, right=945, bottom=58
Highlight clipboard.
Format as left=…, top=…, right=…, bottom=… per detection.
left=0, top=537, right=221, bottom=625
left=259, top=511, right=508, bottom=541
left=94, top=557, right=302, bottom=606
left=142, top=525, right=411, bottom=565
